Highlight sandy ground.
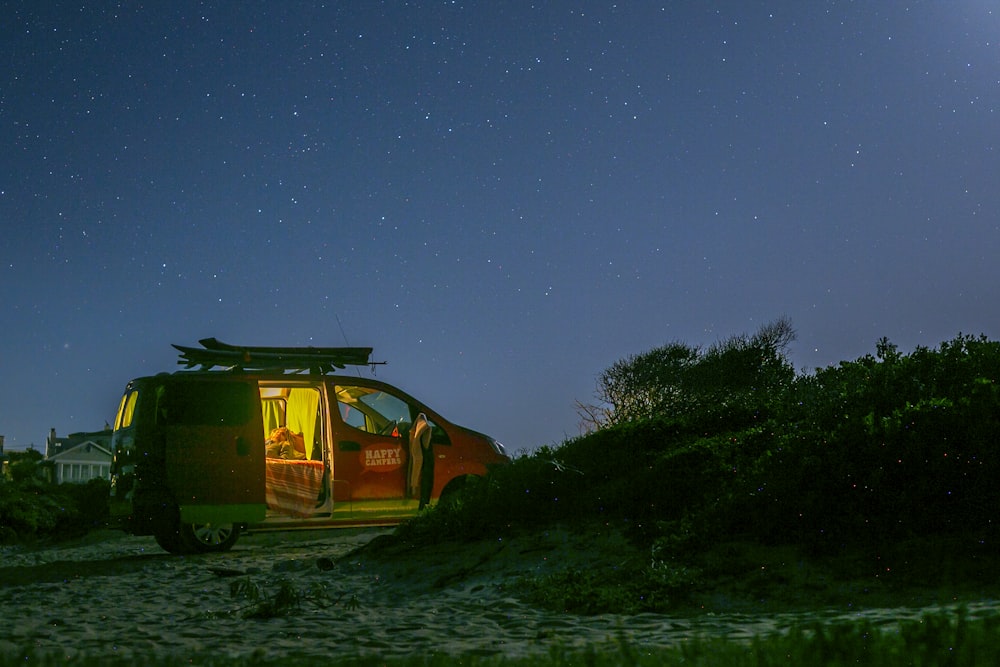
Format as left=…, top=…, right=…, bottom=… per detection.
left=1, top=526, right=998, bottom=662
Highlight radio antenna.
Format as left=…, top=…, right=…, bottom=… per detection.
left=335, top=313, right=351, bottom=346
left=335, top=313, right=368, bottom=376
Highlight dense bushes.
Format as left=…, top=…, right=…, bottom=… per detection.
left=0, top=475, right=110, bottom=544
left=392, top=330, right=1000, bottom=614
left=399, top=416, right=751, bottom=545
left=407, top=331, right=1000, bottom=563
left=730, top=334, right=1000, bottom=550
left=579, top=317, right=796, bottom=428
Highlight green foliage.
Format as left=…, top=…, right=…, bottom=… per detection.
left=0, top=480, right=68, bottom=542
left=399, top=417, right=749, bottom=543
left=580, top=317, right=795, bottom=429
left=0, top=476, right=109, bottom=544
left=400, top=330, right=1000, bottom=615
left=736, top=333, right=1000, bottom=549
left=7, top=449, right=45, bottom=483
left=588, top=341, right=700, bottom=426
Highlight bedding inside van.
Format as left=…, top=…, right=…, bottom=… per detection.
left=265, top=459, right=325, bottom=517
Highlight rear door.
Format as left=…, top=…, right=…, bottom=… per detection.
left=158, top=377, right=266, bottom=524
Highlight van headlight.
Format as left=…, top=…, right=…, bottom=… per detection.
left=489, top=438, right=506, bottom=457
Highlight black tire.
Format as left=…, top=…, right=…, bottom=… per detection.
left=154, top=519, right=239, bottom=554
left=151, top=503, right=186, bottom=554
left=153, top=526, right=187, bottom=554
left=437, top=476, right=471, bottom=506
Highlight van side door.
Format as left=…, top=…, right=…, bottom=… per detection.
left=330, top=383, right=411, bottom=501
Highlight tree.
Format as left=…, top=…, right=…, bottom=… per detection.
left=6, top=448, right=45, bottom=484
left=578, top=317, right=796, bottom=430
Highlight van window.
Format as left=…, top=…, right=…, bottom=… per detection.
left=114, top=389, right=139, bottom=430
left=155, top=381, right=253, bottom=426
left=335, top=385, right=410, bottom=437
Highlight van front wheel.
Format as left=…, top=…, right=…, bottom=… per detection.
left=178, top=522, right=240, bottom=553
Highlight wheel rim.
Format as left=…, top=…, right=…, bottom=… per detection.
left=191, top=523, right=234, bottom=547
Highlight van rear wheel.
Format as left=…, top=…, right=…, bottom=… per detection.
left=178, top=522, right=240, bottom=553
left=153, top=527, right=186, bottom=554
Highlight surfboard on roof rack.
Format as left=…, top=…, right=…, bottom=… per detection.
left=172, top=337, right=379, bottom=373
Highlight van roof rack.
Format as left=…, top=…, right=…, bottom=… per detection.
left=173, top=337, right=381, bottom=374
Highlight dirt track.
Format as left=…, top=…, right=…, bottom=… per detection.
left=1, top=528, right=997, bottom=661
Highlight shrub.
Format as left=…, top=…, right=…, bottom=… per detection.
left=412, top=333, right=1000, bottom=560
left=0, top=477, right=109, bottom=544
left=579, top=317, right=795, bottom=429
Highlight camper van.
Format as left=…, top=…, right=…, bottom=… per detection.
left=108, top=339, right=509, bottom=554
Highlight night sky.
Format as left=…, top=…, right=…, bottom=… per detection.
left=3, top=2, right=999, bottom=452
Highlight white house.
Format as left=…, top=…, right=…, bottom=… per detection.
left=45, top=428, right=113, bottom=484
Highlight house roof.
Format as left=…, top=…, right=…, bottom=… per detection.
left=46, top=441, right=112, bottom=462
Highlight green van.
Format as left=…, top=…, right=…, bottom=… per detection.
left=108, top=339, right=509, bottom=553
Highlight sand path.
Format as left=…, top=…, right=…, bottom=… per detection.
left=1, top=527, right=997, bottom=661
